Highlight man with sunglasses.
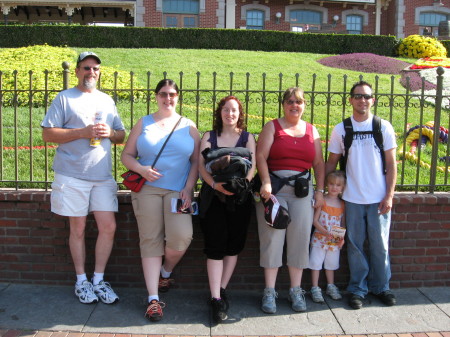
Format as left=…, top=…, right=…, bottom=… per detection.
left=41, top=52, right=126, bottom=304
left=325, top=81, right=397, bottom=310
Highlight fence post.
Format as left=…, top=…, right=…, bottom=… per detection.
left=429, top=66, right=444, bottom=193
left=62, top=61, right=70, bottom=90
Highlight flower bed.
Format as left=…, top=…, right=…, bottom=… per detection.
left=411, top=57, right=450, bottom=69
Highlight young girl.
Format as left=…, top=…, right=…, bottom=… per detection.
left=309, top=170, right=346, bottom=303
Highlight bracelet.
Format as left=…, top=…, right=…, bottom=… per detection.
left=316, top=189, right=325, bottom=193
left=212, top=182, right=215, bottom=190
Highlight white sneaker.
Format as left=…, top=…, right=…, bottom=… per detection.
left=311, top=286, right=325, bottom=303
left=93, top=280, right=119, bottom=304
left=326, top=284, right=342, bottom=300
left=75, top=280, right=98, bottom=304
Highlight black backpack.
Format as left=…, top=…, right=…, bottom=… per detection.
left=339, top=115, right=386, bottom=175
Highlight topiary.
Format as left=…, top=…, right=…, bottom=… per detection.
left=397, top=35, right=447, bottom=59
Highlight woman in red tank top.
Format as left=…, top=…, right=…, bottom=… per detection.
left=255, top=87, right=325, bottom=314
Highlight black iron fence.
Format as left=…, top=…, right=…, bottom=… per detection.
left=0, top=63, right=449, bottom=192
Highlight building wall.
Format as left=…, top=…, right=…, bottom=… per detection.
left=0, top=191, right=449, bottom=289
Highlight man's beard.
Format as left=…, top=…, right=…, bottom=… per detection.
left=83, top=78, right=97, bottom=90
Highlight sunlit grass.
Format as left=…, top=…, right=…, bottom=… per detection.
left=1, top=47, right=448, bottom=190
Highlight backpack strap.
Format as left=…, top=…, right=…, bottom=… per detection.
left=339, top=116, right=386, bottom=175
left=339, top=117, right=353, bottom=172
left=372, top=115, right=386, bottom=175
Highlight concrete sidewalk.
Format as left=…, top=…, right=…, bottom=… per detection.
left=0, top=283, right=449, bottom=336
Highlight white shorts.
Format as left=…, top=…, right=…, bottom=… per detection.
left=308, top=245, right=340, bottom=271
left=51, top=173, right=118, bottom=216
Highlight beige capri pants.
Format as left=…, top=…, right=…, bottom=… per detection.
left=256, top=170, right=314, bottom=269
left=131, top=184, right=193, bottom=258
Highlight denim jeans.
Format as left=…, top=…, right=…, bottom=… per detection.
left=345, top=201, right=392, bottom=297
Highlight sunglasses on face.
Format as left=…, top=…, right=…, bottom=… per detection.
left=352, top=94, right=373, bottom=100
left=286, top=99, right=304, bottom=105
left=82, top=66, right=100, bottom=72
left=157, top=92, right=178, bottom=98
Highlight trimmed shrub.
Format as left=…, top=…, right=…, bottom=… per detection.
left=0, top=25, right=398, bottom=56
left=0, top=45, right=143, bottom=106
left=397, top=35, right=447, bottom=58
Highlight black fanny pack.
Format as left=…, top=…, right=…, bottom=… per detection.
left=270, top=170, right=310, bottom=198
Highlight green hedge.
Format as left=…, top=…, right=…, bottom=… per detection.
left=440, top=39, right=450, bottom=54
left=0, top=25, right=399, bottom=56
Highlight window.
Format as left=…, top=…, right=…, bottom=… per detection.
left=420, top=12, right=448, bottom=26
left=289, top=10, right=321, bottom=25
left=183, top=16, right=196, bottom=28
left=346, top=15, right=363, bottom=34
left=164, top=14, right=197, bottom=27
left=291, top=24, right=319, bottom=32
left=163, top=0, right=199, bottom=14
left=166, top=16, right=178, bottom=27
left=246, top=10, right=264, bottom=30
left=163, top=0, right=198, bottom=27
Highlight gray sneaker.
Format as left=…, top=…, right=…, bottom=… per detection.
left=261, top=288, right=277, bottom=314
left=310, top=286, right=325, bottom=303
left=326, top=284, right=342, bottom=300
left=288, top=286, right=306, bottom=312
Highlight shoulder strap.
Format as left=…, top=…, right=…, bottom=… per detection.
left=339, top=117, right=353, bottom=172
left=208, top=130, right=218, bottom=149
left=339, top=116, right=386, bottom=175
left=151, top=116, right=183, bottom=168
left=372, top=115, right=386, bottom=175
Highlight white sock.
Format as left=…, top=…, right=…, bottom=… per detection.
left=76, top=274, right=87, bottom=285
left=92, top=272, right=104, bottom=285
left=148, top=295, right=159, bottom=303
left=160, top=265, right=171, bottom=278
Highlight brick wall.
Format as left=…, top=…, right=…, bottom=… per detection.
left=0, top=191, right=449, bottom=289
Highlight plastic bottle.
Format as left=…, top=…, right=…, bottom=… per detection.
left=90, top=111, right=102, bottom=147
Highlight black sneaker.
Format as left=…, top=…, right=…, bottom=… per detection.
left=349, top=294, right=364, bottom=309
left=211, top=298, right=227, bottom=322
left=374, top=290, right=396, bottom=306
left=220, top=288, right=229, bottom=311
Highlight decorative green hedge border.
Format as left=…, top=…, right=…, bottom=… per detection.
left=0, top=25, right=399, bottom=56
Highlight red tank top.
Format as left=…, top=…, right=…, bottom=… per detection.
left=267, top=119, right=315, bottom=172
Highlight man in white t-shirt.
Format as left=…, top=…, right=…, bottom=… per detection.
left=41, top=52, right=126, bottom=304
left=326, top=81, right=397, bottom=310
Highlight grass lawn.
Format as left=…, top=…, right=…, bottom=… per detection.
left=0, top=47, right=448, bottom=190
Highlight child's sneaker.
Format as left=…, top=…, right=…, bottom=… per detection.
left=326, top=284, right=342, bottom=300
left=93, top=280, right=119, bottom=304
left=145, top=299, right=165, bottom=321
left=75, top=280, right=98, bottom=304
left=311, top=286, right=325, bottom=303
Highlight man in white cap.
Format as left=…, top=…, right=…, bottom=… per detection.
left=41, top=51, right=126, bottom=304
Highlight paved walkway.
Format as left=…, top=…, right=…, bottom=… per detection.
left=0, top=283, right=449, bottom=337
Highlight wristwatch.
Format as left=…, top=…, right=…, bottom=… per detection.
left=315, top=189, right=325, bottom=193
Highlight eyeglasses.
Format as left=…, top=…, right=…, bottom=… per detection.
left=157, top=92, right=178, bottom=98
left=82, top=66, right=100, bottom=72
left=352, top=94, right=373, bottom=100
left=286, top=99, right=304, bottom=105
